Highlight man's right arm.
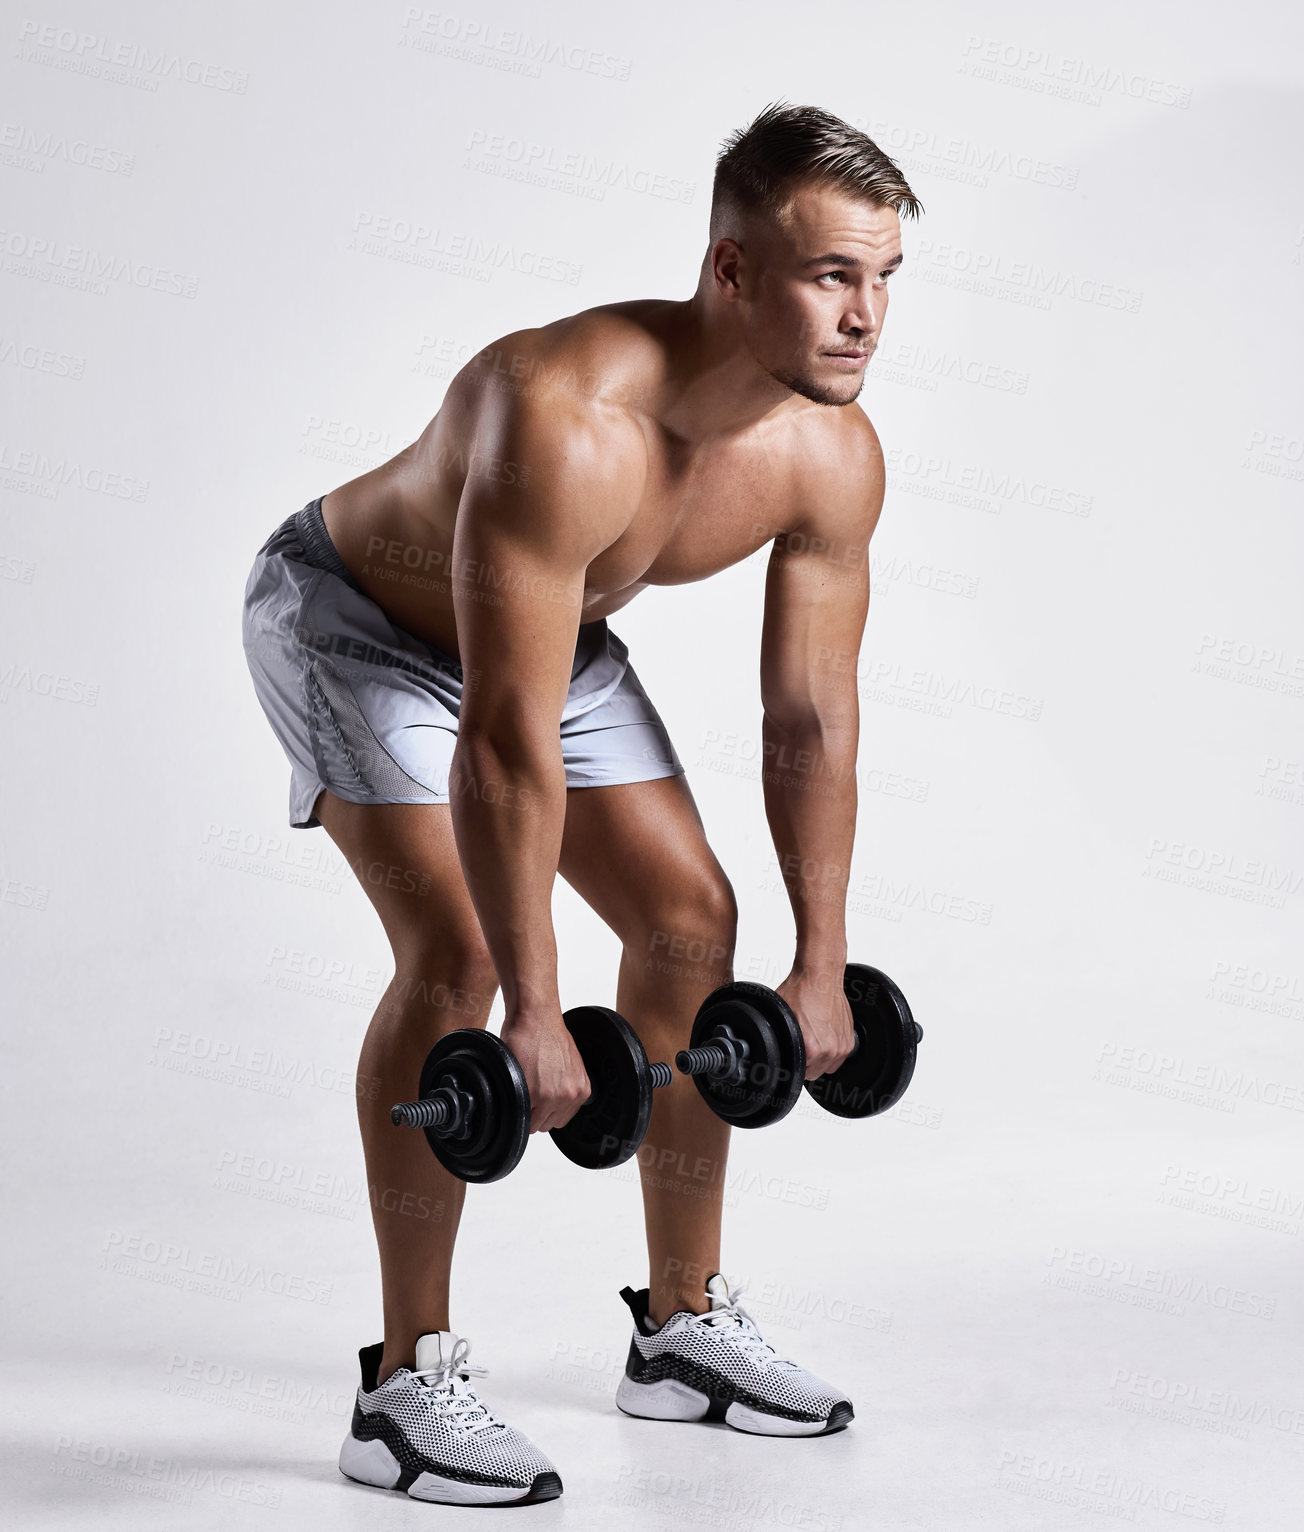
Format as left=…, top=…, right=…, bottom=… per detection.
left=446, top=389, right=642, bottom=1131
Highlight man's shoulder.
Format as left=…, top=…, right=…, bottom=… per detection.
left=451, top=302, right=668, bottom=423
left=804, top=400, right=883, bottom=478
left=442, top=311, right=657, bottom=549
left=786, top=402, right=885, bottom=538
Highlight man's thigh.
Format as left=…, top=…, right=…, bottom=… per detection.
left=557, top=775, right=736, bottom=953
left=313, top=791, right=491, bottom=982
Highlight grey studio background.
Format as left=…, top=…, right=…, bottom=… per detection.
left=2, top=1, right=1301, bottom=1528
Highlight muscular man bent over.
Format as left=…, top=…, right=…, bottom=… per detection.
left=241, top=101, right=921, bottom=1506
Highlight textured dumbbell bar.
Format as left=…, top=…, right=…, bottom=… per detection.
left=675, top=984, right=807, bottom=1128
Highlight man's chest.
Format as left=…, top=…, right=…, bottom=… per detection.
left=587, top=437, right=800, bottom=595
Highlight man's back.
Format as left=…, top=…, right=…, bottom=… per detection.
left=319, top=297, right=871, bottom=658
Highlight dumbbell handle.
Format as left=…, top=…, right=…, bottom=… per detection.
left=397, top=1062, right=673, bottom=1132
left=390, top=1081, right=472, bottom=1135
left=677, top=1035, right=857, bottom=1078
left=391, top=1093, right=453, bottom=1130
left=676, top=1041, right=732, bottom=1076
left=680, top=1020, right=920, bottom=1080
left=676, top=1024, right=748, bottom=1080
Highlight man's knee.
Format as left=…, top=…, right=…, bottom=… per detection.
left=390, top=932, right=498, bottom=1024
left=634, top=870, right=738, bottom=975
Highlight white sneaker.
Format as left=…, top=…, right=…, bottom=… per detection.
left=339, top=1331, right=562, bottom=1505
left=615, top=1273, right=854, bottom=1437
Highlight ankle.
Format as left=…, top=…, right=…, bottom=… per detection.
left=378, top=1328, right=444, bottom=1385
left=377, top=1351, right=413, bottom=1386
left=647, top=1291, right=709, bottom=1328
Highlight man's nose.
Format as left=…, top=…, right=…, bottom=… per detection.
left=842, top=305, right=876, bottom=339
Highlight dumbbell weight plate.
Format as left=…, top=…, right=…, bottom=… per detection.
left=805, top=964, right=920, bottom=1119
left=551, top=1006, right=655, bottom=1170
left=417, top=1029, right=531, bottom=1183
left=684, top=982, right=807, bottom=1128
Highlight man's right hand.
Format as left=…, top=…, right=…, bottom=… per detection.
left=499, top=1015, right=592, bottom=1134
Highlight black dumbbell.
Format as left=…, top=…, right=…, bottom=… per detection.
left=389, top=1005, right=673, bottom=1183
left=676, top=963, right=922, bottom=1127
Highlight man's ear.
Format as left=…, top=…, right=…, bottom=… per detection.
left=711, top=238, right=746, bottom=300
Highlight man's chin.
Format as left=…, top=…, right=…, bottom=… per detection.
left=772, top=367, right=865, bottom=407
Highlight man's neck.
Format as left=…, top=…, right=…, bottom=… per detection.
left=650, top=292, right=799, bottom=445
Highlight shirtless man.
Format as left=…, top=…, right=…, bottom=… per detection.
left=241, top=102, right=921, bottom=1506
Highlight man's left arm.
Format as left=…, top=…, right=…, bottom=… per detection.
left=758, top=416, right=885, bottom=1079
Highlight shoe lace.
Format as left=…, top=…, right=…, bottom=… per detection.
left=684, top=1279, right=798, bottom=1371
left=408, top=1336, right=504, bottom=1436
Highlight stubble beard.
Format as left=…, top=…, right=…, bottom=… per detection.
left=767, top=359, right=865, bottom=407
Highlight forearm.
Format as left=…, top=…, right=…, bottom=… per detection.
left=447, top=730, right=567, bottom=1021
left=761, top=710, right=858, bottom=972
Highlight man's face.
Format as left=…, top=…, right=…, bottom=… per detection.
left=727, top=183, right=903, bottom=407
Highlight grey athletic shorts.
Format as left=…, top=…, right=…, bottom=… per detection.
left=241, top=497, right=685, bottom=829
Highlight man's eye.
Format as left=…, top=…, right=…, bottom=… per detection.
left=818, top=271, right=845, bottom=284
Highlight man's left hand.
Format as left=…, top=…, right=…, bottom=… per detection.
left=777, top=968, right=855, bottom=1081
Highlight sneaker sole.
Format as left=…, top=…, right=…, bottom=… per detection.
left=615, top=1375, right=853, bottom=1437
left=339, top=1432, right=562, bottom=1505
